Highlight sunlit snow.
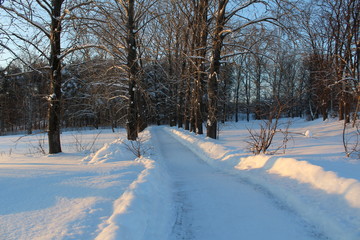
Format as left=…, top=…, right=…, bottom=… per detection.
left=0, top=118, right=359, bottom=240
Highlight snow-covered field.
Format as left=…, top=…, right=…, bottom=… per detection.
left=0, top=118, right=359, bottom=240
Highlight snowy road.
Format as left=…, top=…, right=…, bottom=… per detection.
left=152, top=128, right=326, bottom=240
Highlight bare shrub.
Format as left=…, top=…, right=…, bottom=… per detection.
left=26, top=133, right=47, bottom=155
left=72, top=131, right=101, bottom=153
left=246, top=119, right=292, bottom=155
left=0, top=148, right=12, bottom=157
left=343, top=120, right=360, bottom=158
left=121, top=136, right=151, bottom=158
left=246, top=100, right=292, bottom=155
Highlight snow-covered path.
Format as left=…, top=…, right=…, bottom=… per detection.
left=153, top=128, right=325, bottom=240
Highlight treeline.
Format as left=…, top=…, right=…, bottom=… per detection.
left=0, top=0, right=358, bottom=153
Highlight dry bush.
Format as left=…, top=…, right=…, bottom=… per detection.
left=246, top=119, right=291, bottom=155
left=343, top=120, right=360, bottom=159
left=25, top=133, right=47, bottom=155
left=246, top=100, right=292, bottom=155
left=72, top=131, right=101, bottom=153
left=121, top=136, right=151, bottom=158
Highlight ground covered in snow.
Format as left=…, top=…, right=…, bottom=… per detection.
left=0, top=118, right=359, bottom=240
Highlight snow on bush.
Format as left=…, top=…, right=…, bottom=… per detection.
left=304, top=129, right=312, bottom=137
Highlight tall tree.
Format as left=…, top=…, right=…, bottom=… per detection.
left=192, top=0, right=209, bottom=134
left=89, top=0, right=158, bottom=140
left=326, top=0, right=359, bottom=123
left=206, top=0, right=289, bottom=138
left=0, top=0, right=94, bottom=153
left=47, top=0, right=64, bottom=153
left=126, top=0, right=141, bottom=140
left=207, top=0, right=227, bottom=139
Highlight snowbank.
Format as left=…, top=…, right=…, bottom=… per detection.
left=95, top=158, right=172, bottom=240
left=83, top=139, right=137, bottom=164
left=93, top=130, right=173, bottom=240
left=166, top=128, right=240, bottom=170
left=167, top=127, right=360, bottom=240
left=167, top=127, right=360, bottom=209
left=234, top=155, right=360, bottom=208
left=0, top=128, right=172, bottom=240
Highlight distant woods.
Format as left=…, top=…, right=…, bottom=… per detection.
left=0, top=0, right=359, bottom=153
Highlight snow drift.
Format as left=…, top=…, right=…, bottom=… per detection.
left=0, top=129, right=173, bottom=240
left=88, top=130, right=173, bottom=240
left=94, top=157, right=173, bottom=240
left=237, top=155, right=360, bottom=209
left=167, top=127, right=360, bottom=209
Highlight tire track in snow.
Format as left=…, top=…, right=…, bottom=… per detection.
left=171, top=181, right=194, bottom=240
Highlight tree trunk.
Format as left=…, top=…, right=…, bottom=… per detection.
left=184, top=74, right=191, bottom=130
left=126, top=0, right=140, bottom=140
left=207, top=46, right=221, bottom=139
left=245, top=72, right=250, bottom=122
left=48, top=0, right=64, bottom=154
left=194, top=0, right=208, bottom=135
left=190, top=103, right=196, bottom=132
left=254, top=58, right=262, bottom=120
left=177, top=81, right=184, bottom=128
left=177, top=30, right=189, bottom=129
left=177, top=62, right=186, bottom=129
left=235, top=68, right=241, bottom=122
left=177, top=67, right=185, bottom=128
left=207, top=0, right=227, bottom=139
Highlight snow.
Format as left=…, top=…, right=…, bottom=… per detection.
left=234, top=154, right=360, bottom=209
left=0, top=118, right=359, bottom=239
left=95, top=157, right=172, bottom=240
left=304, top=129, right=312, bottom=137
left=153, top=127, right=324, bottom=240
left=167, top=118, right=360, bottom=239
left=0, top=129, right=171, bottom=240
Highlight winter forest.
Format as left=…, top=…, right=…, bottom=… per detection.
left=1, top=1, right=360, bottom=239
left=0, top=0, right=359, bottom=154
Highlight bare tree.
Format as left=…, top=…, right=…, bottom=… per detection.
left=125, top=0, right=141, bottom=140
left=207, top=0, right=227, bottom=139
left=0, top=0, right=94, bottom=153
left=88, top=0, right=159, bottom=140
left=343, top=119, right=360, bottom=158
left=326, top=0, right=359, bottom=123
left=207, top=0, right=280, bottom=139
left=192, top=0, right=209, bottom=134
left=246, top=99, right=290, bottom=154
